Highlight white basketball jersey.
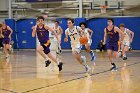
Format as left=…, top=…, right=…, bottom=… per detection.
left=123, top=28, right=130, bottom=41
left=84, top=28, right=90, bottom=39
left=54, top=26, right=62, bottom=41
left=66, top=26, right=81, bottom=43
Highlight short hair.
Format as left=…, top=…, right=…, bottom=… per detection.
left=37, top=16, right=45, bottom=21
left=79, top=22, right=87, bottom=28
left=107, top=18, right=114, bottom=23
left=55, top=20, right=59, bottom=24
left=120, top=23, right=125, bottom=27
left=68, top=18, right=74, bottom=23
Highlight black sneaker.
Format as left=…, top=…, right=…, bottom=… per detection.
left=59, top=49, right=62, bottom=54
left=45, top=60, right=51, bottom=67
left=56, top=49, right=62, bottom=54
left=58, top=62, right=63, bottom=71
left=110, top=66, right=117, bottom=71
left=123, top=57, right=127, bottom=60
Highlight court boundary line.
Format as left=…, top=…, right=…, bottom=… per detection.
left=0, top=88, right=18, bottom=93
left=20, top=61, right=140, bottom=93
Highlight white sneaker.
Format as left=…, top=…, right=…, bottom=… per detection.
left=85, top=65, right=91, bottom=73
left=81, top=56, right=86, bottom=63
left=6, top=54, right=10, bottom=59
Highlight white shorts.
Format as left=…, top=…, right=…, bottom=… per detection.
left=122, top=41, right=130, bottom=47
left=71, top=42, right=82, bottom=53
left=87, top=39, right=92, bottom=46
left=54, top=35, right=61, bottom=42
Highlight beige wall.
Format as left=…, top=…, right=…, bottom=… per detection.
left=0, top=0, right=8, bottom=10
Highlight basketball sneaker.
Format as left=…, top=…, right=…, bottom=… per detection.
left=58, top=62, right=63, bottom=71
left=45, top=60, right=51, bottom=67
left=123, top=56, right=127, bottom=60
left=85, top=65, right=91, bottom=73
left=81, top=56, right=91, bottom=73
left=90, top=50, right=95, bottom=62
left=110, top=65, right=118, bottom=71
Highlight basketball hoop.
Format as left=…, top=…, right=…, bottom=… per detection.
left=100, top=5, right=107, bottom=13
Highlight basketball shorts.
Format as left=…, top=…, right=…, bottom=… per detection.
left=122, top=41, right=130, bottom=47
left=71, top=42, right=82, bottom=54
left=40, top=40, right=51, bottom=55
left=2, top=38, right=10, bottom=44
left=107, top=42, right=118, bottom=52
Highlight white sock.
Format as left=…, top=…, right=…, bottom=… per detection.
left=123, top=54, right=126, bottom=57
left=46, top=58, right=49, bottom=61
left=6, top=54, right=9, bottom=57
left=81, top=56, right=88, bottom=67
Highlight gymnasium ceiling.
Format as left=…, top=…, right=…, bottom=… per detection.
left=0, top=0, right=140, bottom=20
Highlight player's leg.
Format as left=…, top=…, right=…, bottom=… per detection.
left=107, top=46, right=117, bottom=71
left=112, top=43, right=119, bottom=70
left=72, top=44, right=90, bottom=73
left=122, top=45, right=129, bottom=60
left=85, top=40, right=95, bottom=62
left=45, top=45, right=63, bottom=71
left=56, top=42, right=62, bottom=64
left=37, top=45, right=47, bottom=59
left=37, top=45, right=52, bottom=67
left=3, top=38, right=10, bottom=58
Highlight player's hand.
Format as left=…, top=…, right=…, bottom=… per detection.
left=103, top=42, right=106, bottom=45
left=8, top=35, right=11, bottom=39
left=32, top=26, right=36, bottom=31
left=64, top=38, right=68, bottom=42
left=130, top=39, right=132, bottom=43
left=1, top=35, right=4, bottom=38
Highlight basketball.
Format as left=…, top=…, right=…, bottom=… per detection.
left=79, top=36, right=88, bottom=45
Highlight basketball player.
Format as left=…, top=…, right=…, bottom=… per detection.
left=0, top=23, right=3, bottom=49
left=53, top=21, right=63, bottom=65
left=53, top=21, right=63, bottom=54
left=120, top=23, right=134, bottom=60
left=32, top=16, right=63, bottom=71
left=64, top=18, right=90, bottom=73
left=0, top=21, right=13, bottom=58
left=103, top=18, right=123, bottom=71
left=79, top=22, right=95, bottom=62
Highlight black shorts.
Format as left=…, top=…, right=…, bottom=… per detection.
left=40, top=41, right=51, bottom=55
left=0, top=38, right=3, bottom=47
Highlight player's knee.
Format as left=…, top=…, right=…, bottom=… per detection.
left=6, top=45, right=10, bottom=49
left=37, top=47, right=42, bottom=52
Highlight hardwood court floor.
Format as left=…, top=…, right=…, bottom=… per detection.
left=0, top=50, right=140, bottom=93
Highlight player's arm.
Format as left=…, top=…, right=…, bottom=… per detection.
left=45, top=25, right=60, bottom=43
left=64, top=30, right=68, bottom=42
left=128, top=29, right=134, bottom=43
left=0, top=29, right=4, bottom=38
left=32, top=25, right=37, bottom=37
left=77, top=26, right=86, bottom=37
left=7, top=26, right=13, bottom=38
left=0, top=26, right=2, bottom=37
left=103, top=28, right=107, bottom=45
left=59, top=26, right=63, bottom=35
left=115, top=27, right=124, bottom=42
left=88, top=28, right=93, bottom=38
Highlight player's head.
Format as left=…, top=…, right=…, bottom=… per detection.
left=1, top=21, right=6, bottom=27
left=120, top=23, right=125, bottom=31
left=67, top=18, right=74, bottom=28
left=55, top=21, right=59, bottom=26
left=37, top=16, right=45, bottom=25
left=107, top=18, right=114, bottom=26
left=79, top=22, right=86, bottom=30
